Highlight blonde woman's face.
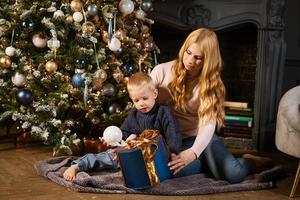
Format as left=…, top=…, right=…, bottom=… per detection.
left=129, top=86, right=158, bottom=113
left=183, top=43, right=203, bottom=75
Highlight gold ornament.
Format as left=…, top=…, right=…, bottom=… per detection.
left=82, top=21, right=96, bottom=37
left=94, top=69, right=108, bottom=81
left=123, top=77, right=129, bottom=85
left=135, top=42, right=142, bottom=49
left=102, top=30, right=109, bottom=44
left=113, top=67, right=124, bottom=83
left=144, top=36, right=155, bottom=51
left=92, top=69, right=107, bottom=91
left=70, top=0, right=82, bottom=12
left=114, top=29, right=126, bottom=40
left=141, top=25, right=150, bottom=34
left=93, top=15, right=100, bottom=24
left=45, top=60, right=58, bottom=73
left=92, top=79, right=103, bottom=91
left=0, top=55, right=12, bottom=68
left=64, top=15, right=74, bottom=24
left=142, top=33, right=150, bottom=38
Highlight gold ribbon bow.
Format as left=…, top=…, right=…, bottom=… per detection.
left=125, top=130, right=160, bottom=186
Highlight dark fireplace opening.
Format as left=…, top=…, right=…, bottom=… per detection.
left=218, top=23, right=257, bottom=109
left=218, top=23, right=257, bottom=141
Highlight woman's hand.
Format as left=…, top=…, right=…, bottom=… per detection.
left=168, top=148, right=197, bottom=174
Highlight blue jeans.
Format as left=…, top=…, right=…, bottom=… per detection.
left=73, top=151, right=119, bottom=172
left=174, top=134, right=254, bottom=183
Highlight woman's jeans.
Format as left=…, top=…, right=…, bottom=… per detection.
left=174, top=134, right=254, bottom=183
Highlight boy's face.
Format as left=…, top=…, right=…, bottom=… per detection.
left=129, top=86, right=158, bottom=113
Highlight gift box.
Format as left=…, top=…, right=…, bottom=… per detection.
left=118, top=130, right=172, bottom=189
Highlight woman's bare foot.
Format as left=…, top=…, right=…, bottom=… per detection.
left=63, top=164, right=79, bottom=181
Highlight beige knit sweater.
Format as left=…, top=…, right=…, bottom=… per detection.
left=150, top=60, right=216, bottom=157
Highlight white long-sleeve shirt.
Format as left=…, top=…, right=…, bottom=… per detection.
left=150, top=60, right=216, bottom=157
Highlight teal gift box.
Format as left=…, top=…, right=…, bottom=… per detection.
left=118, top=130, right=172, bottom=189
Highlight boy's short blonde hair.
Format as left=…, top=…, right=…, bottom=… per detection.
left=126, top=72, right=156, bottom=94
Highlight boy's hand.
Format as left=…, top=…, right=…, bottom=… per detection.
left=100, top=137, right=114, bottom=148
left=99, top=137, right=108, bottom=146
left=99, top=137, right=113, bottom=151
left=107, top=147, right=127, bottom=160
left=107, top=148, right=118, bottom=160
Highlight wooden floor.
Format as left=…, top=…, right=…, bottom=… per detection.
left=0, top=139, right=299, bottom=200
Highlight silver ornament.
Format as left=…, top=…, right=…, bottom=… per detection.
left=47, top=37, right=60, bottom=50
left=135, top=9, right=146, bottom=20
left=87, top=4, right=98, bottom=17
left=108, top=103, right=122, bottom=114
left=103, top=83, right=116, bottom=96
left=141, top=0, right=154, bottom=12
left=119, top=0, right=135, bottom=15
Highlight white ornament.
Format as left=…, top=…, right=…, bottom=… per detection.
left=53, top=10, right=65, bottom=19
left=47, top=37, right=60, bottom=50
left=32, top=34, right=48, bottom=48
left=103, top=126, right=123, bottom=146
left=5, top=46, right=16, bottom=56
left=135, top=9, right=146, bottom=20
left=108, top=37, right=121, bottom=51
left=12, top=72, right=26, bottom=87
left=119, top=0, right=134, bottom=15
left=75, top=69, right=86, bottom=73
left=73, top=12, right=83, bottom=23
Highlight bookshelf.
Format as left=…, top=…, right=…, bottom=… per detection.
left=220, top=101, right=253, bottom=139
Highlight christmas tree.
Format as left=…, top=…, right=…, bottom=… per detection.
left=0, top=0, right=157, bottom=155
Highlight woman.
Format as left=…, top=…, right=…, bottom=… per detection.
left=150, top=28, right=273, bottom=183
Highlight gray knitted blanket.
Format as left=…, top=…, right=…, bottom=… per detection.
left=35, top=156, right=282, bottom=195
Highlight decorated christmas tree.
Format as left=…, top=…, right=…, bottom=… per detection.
left=0, top=0, right=157, bottom=155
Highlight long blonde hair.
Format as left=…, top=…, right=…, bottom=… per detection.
left=168, top=28, right=225, bottom=129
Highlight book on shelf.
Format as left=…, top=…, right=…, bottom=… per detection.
left=224, top=120, right=252, bottom=128
left=222, top=131, right=252, bottom=138
left=221, top=125, right=252, bottom=138
left=224, top=114, right=253, bottom=127
left=224, top=101, right=248, bottom=109
left=222, top=126, right=252, bottom=134
left=226, top=107, right=252, bottom=112
left=225, top=115, right=253, bottom=122
left=225, top=108, right=253, bottom=116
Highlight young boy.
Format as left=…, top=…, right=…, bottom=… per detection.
left=63, top=72, right=182, bottom=181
